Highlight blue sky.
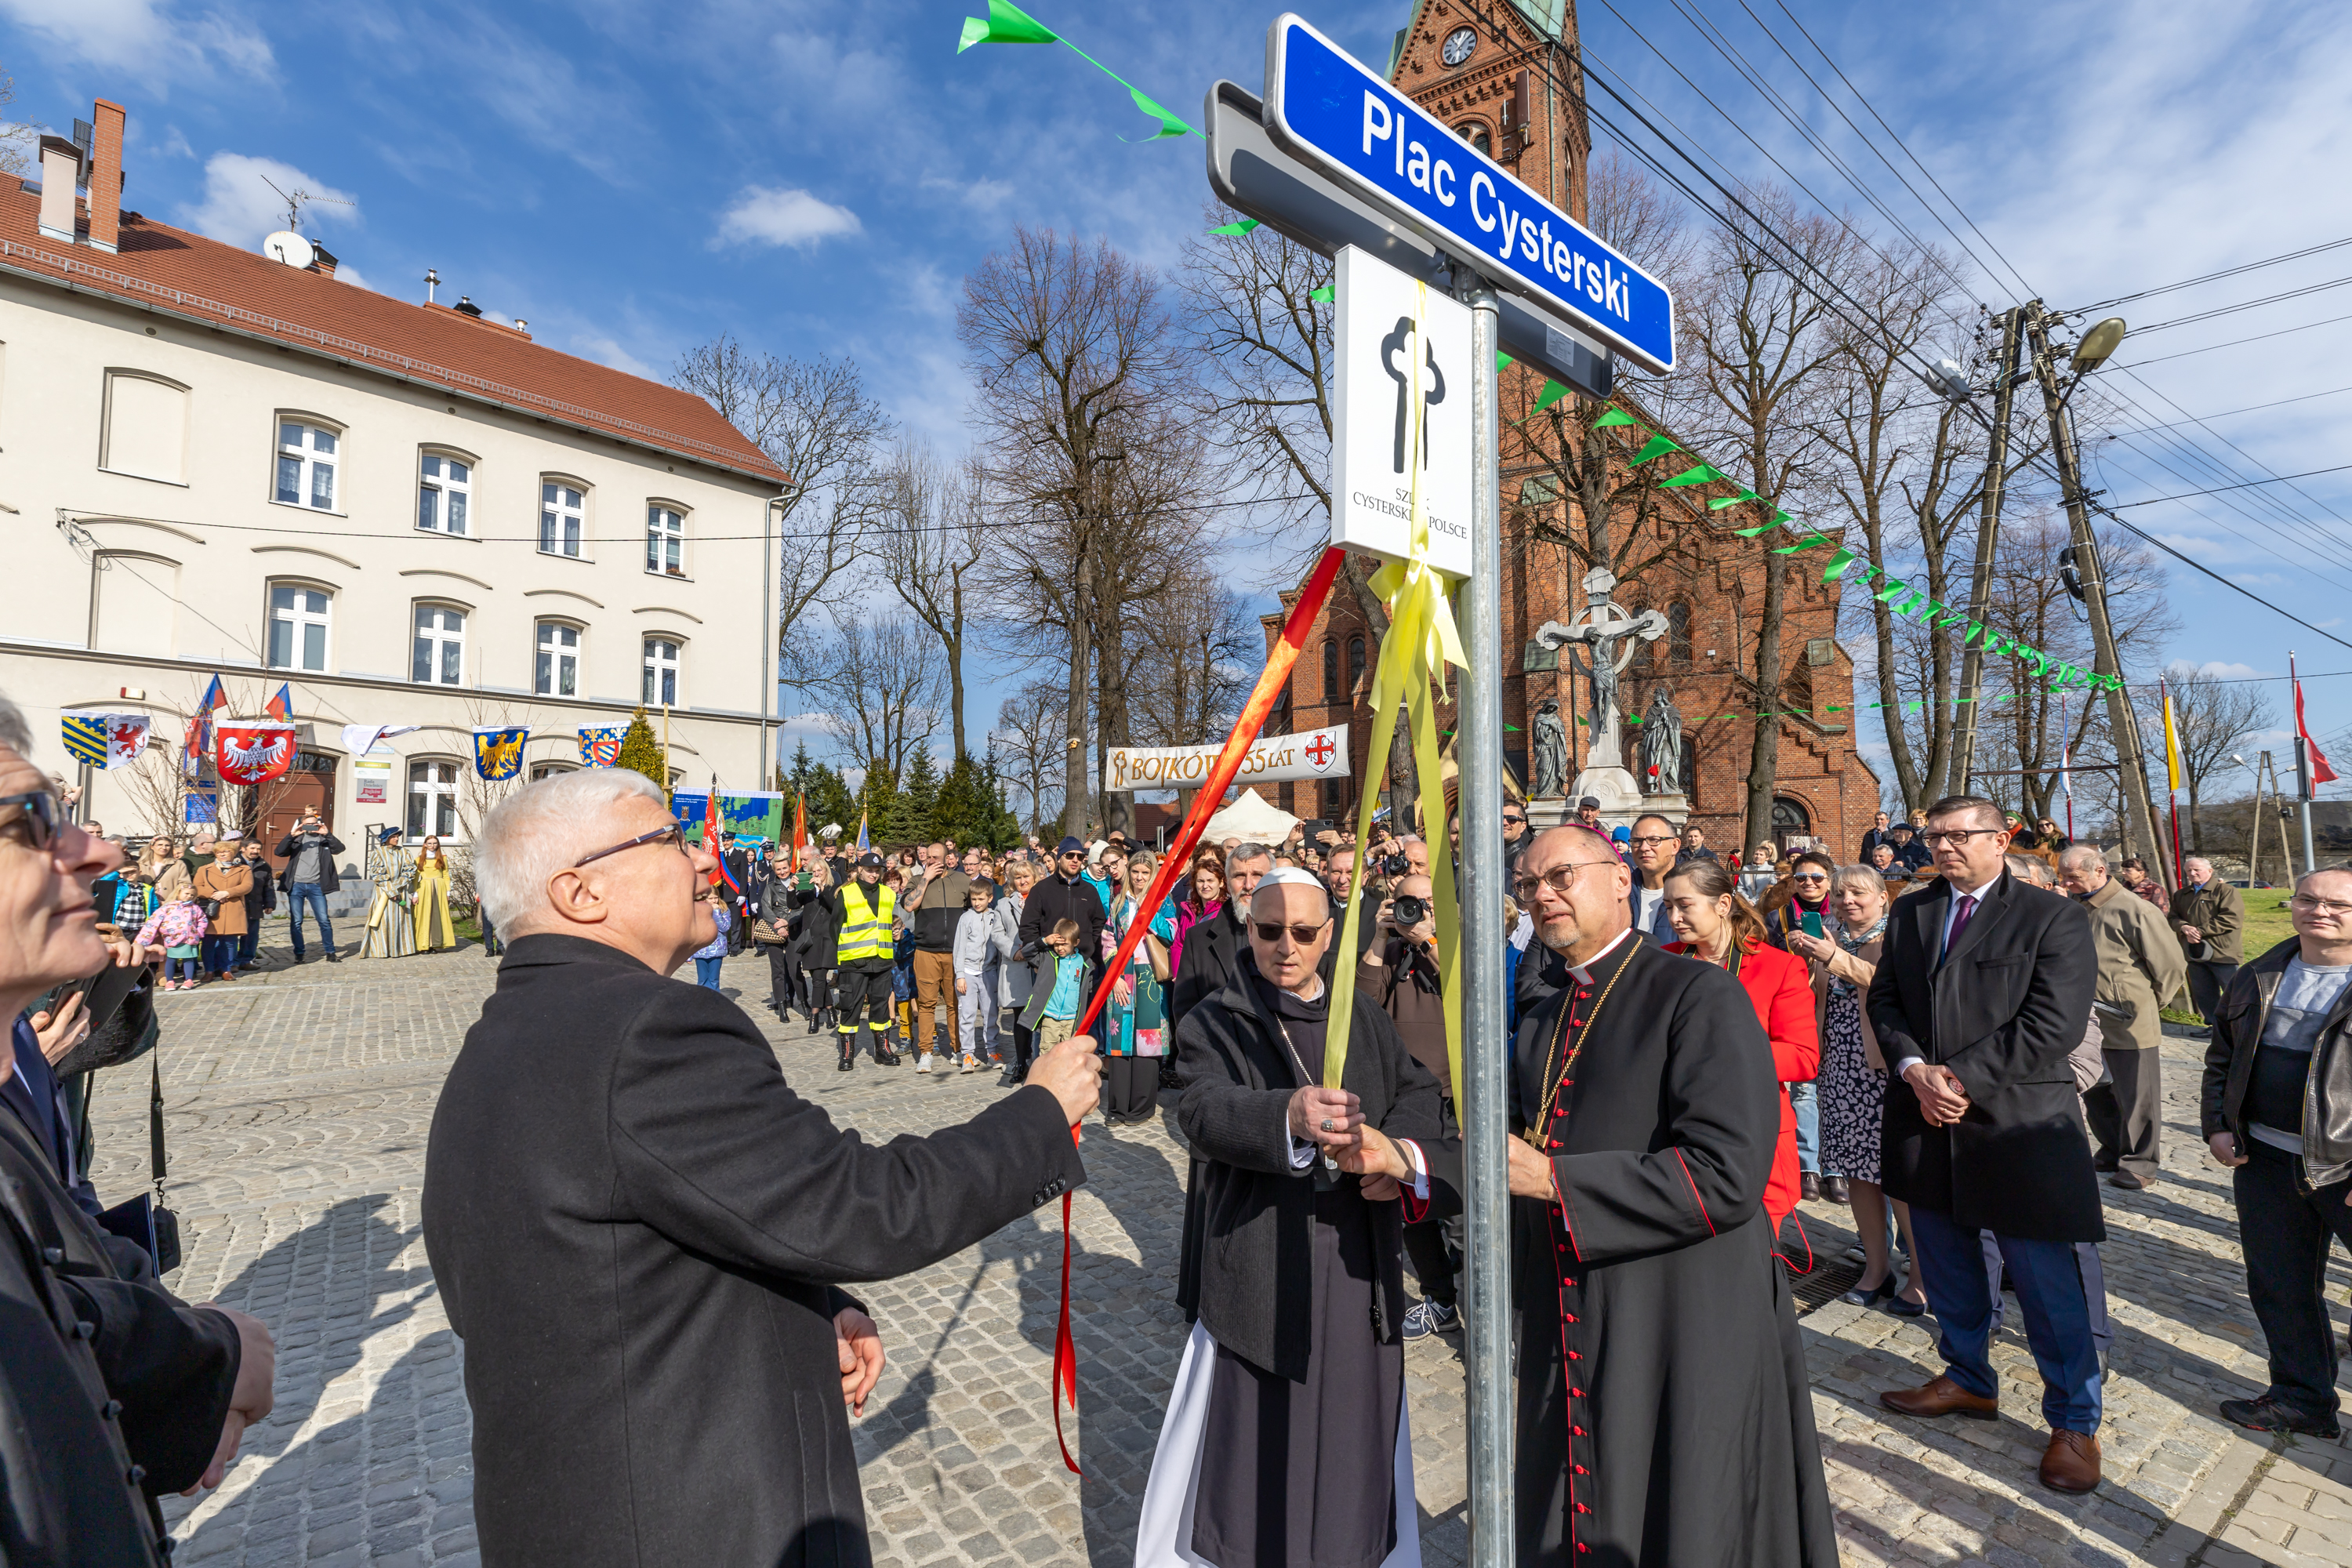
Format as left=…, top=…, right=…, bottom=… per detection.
left=8, top=0, right=2350, bottom=794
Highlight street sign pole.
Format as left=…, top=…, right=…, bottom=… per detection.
left=1458, top=278, right=1513, bottom=1568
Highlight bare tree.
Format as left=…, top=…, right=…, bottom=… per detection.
left=671, top=339, right=891, bottom=684
left=993, top=678, right=1068, bottom=836
left=782, top=615, right=947, bottom=785
left=873, top=447, right=988, bottom=762
left=960, top=227, right=1193, bottom=836
left=1128, top=578, right=1258, bottom=747
left=2164, top=664, right=2274, bottom=852
left=1682, top=190, right=1863, bottom=843
left=0, top=71, right=31, bottom=177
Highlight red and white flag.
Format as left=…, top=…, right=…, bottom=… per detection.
left=215, top=722, right=296, bottom=786
left=2296, top=655, right=2337, bottom=786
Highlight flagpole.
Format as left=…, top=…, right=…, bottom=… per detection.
left=2295, top=651, right=2321, bottom=877
left=2061, top=692, right=2074, bottom=840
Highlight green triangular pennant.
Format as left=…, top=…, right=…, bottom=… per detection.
left=1632, top=435, right=1682, bottom=465
left=1532, top=379, right=1570, bottom=414
left=1207, top=219, right=1260, bottom=236
left=1121, top=85, right=1194, bottom=140
left=1659, top=463, right=1727, bottom=489
left=958, top=0, right=1058, bottom=50
left=1595, top=408, right=1639, bottom=428
left=1309, top=285, right=1334, bottom=303
left=1497, top=352, right=1515, bottom=372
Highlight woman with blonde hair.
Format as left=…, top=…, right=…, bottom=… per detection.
left=1785, top=864, right=1926, bottom=1314
left=1102, top=848, right=1173, bottom=1125
left=412, top=836, right=457, bottom=953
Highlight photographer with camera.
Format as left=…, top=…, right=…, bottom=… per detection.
left=1359, top=873, right=1461, bottom=1338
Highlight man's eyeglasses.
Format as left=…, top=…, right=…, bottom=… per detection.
left=1252, top=918, right=1331, bottom=946
left=1918, top=828, right=2002, bottom=849
left=1627, top=834, right=1675, bottom=848
left=2291, top=895, right=2352, bottom=917
left=1512, top=862, right=1612, bottom=902
left=574, top=823, right=688, bottom=868
left=0, top=789, right=61, bottom=852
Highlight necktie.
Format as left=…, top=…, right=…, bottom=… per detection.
left=1945, top=893, right=1978, bottom=960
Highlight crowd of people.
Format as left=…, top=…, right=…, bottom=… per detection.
left=13, top=670, right=2350, bottom=1565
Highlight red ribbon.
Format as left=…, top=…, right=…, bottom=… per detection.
left=1046, top=544, right=1347, bottom=1475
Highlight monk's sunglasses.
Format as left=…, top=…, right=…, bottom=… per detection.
left=0, top=789, right=62, bottom=852
left=1252, top=917, right=1331, bottom=946
left=574, top=822, right=688, bottom=868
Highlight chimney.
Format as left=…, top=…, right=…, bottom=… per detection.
left=35, top=136, right=77, bottom=241
left=86, top=100, right=125, bottom=253
left=308, top=241, right=339, bottom=278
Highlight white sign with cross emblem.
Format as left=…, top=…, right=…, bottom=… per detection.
left=1100, top=724, right=1352, bottom=792
left=1332, top=245, right=1474, bottom=579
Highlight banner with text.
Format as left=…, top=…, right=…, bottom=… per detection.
left=1104, top=724, right=1351, bottom=793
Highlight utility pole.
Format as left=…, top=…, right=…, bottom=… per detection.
left=1949, top=307, right=2023, bottom=796
left=2024, top=303, right=2170, bottom=892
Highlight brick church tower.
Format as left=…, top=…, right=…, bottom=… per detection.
left=1264, top=0, right=1881, bottom=858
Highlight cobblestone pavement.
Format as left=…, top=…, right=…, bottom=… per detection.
left=78, top=929, right=2352, bottom=1566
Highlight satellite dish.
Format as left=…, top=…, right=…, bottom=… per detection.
left=262, top=230, right=315, bottom=269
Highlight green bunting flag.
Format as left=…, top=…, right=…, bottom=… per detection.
left=1497, top=352, right=1515, bottom=372
left=1659, top=463, right=1726, bottom=489
left=1708, top=489, right=1761, bottom=510
left=1595, top=408, right=1641, bottom=428
left=1207, top=219, right=1260, bottom=236
left=1532, top=379, right=1570, bottom=414
left=1631, top=434, right=1682, bottom=465
left=1309, top=285, right=1334, bottom=303
left=957, top=0, right=1195, bottom=140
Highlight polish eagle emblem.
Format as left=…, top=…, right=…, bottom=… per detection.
left=216, top=724, right=296, bottom=785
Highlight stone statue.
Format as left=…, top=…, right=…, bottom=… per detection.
left=1533, top=568, right=1668, bottom=768
left=1640, top=688, right=1684, bottom=795
left=1531, top=699, right=1569, bottom=800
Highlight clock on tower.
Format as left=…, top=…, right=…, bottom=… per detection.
left=1440, top=26, right=1478, bottom=67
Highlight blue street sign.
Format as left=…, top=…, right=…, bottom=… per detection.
left=1264, top=13, right=1675, bottom=375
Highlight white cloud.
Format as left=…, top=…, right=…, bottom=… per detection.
left=572, top=334, right=655, bottom=379
left=176, top=152, right=359, bottom=252
left=159, top=125, right=194, bottom=159
left=0, top=0, right=273, bottom=92
left=712, top=186, right=862, bottom=251
left=2173, top=659, right=2270, bottom=681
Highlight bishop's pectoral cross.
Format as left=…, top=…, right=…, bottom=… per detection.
left=1381, top=315, right=1446, bottom=477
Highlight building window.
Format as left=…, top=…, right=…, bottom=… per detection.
left=541, top=481, right=586, bottom=558
left=1457, top=122, right=1491, bottom=154
left=408, top=760, right=459, bottom=840
left=529, top=761, right=577, bottom=782
left=1669, top=602, right=1693, bottom=667
left=412, top=604, right=465, bottom=686
left=1770, top=795, right=1813, bottom=847
left=267, top=584, right=330, bottom=672
left=647, top=505, right=685, bottom=576
left=535, top=622, right=580, bottom=697
left=1348, top=635, right=1367, bottom=697
left=643, top=637, right=680, bottom=706
left=275, top=421, right=339, bottom=510
left=1323, top=639, right=1340, bottom=705
left=419, top=453, right=471, bottom=535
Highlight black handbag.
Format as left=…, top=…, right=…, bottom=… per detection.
left=95, top=1051, right=180, bottom=1274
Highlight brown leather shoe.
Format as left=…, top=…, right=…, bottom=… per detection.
left=2040, top=1429, right=2100, bottom=1493
left=1879, top=1374, right=1998, bottom=1421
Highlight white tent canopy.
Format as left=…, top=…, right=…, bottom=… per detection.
left=1200, top=786, right=1298, bottom=846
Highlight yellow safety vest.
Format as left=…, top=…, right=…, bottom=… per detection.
left=836, top=880, right=895, bottom=963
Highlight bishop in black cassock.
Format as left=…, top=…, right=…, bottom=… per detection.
left=1436, top=825, right=1838, bottom=1566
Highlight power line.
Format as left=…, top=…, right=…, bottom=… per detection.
left=2069, top=235, right=2352, bottom=314
left=2096, top=379, right=2352, bottom=435
left=2106, top=460, right=2352, bottom=507
left=2099, top=307, right=2352, bottom=371
left=2130, top=270, right=2352, bottom=334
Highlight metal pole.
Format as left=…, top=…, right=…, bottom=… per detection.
left=2024, top=303, right=2169, bottom=894
left=1458, top=277, right=1513, bottom=1568
left=758, top=496, right=775, bottom=786
left=2249, top=751, right=2265, bottom=890
left=1950, top=307, right=2021, bottom=796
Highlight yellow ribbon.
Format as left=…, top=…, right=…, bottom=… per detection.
left=1324, top=280, right=1469, bottom=1110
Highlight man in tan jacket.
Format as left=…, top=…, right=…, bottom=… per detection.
left=2059, top=846, right=2189, bottom=1189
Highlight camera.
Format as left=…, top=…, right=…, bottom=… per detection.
left=1379, top=853, right=1410, bottom=879
left=1390, top=894, right=1429, bottom=927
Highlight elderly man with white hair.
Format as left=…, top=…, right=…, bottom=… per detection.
left=422, top=767, right=1104, bottom=1567
left=2058, top=843, right=2188, bottom=1189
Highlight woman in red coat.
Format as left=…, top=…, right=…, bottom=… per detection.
left=1661, top=857, right=1820, bottom=1240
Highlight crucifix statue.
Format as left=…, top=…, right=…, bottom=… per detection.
left=1534, top=568, right=1668, bottom=777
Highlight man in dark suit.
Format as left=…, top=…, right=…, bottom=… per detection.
left=1168, top=841, right=1272, bottom=1029
left=423, top=768, right=1104, bottom=1566
left=1867, top=794, right=2105, bottom=1494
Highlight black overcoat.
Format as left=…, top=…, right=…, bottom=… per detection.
left=1426, top=935, right=1837, bottom=1566
left=1866, top=870, right=2103, bottom=1241
left=422, top=935, right=1087, bottom=1568
left=1170, top=953, right=1444, bottom=1379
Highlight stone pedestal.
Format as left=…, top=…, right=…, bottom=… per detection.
left=1528, top=785, right=1691, bottom=834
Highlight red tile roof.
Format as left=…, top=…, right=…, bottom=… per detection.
left=0, top=176, right=786, bottom=485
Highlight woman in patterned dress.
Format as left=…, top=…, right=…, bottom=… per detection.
left=361, top=829, right=418, bottom=960
left=1785, top=863, right=1926, bottom=1313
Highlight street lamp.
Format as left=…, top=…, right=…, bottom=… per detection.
left=2071, top=317, right=2128, bottom=376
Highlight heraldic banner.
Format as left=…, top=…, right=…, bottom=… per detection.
left=578, top=727, right=622, bottom=767
left=474, top=726, right=527, bottom=780
left=215, top=722, right=296, bottom=786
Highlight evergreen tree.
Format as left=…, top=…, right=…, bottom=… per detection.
left=857, top=762, right=901, bottom=847
left=615, top=707, right=667, bottom=799
left=804, top=760, right=858, bottom=843
left=933, top=753, right=1021, bottom=850
left=897, top=742, right=941, bottom=844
